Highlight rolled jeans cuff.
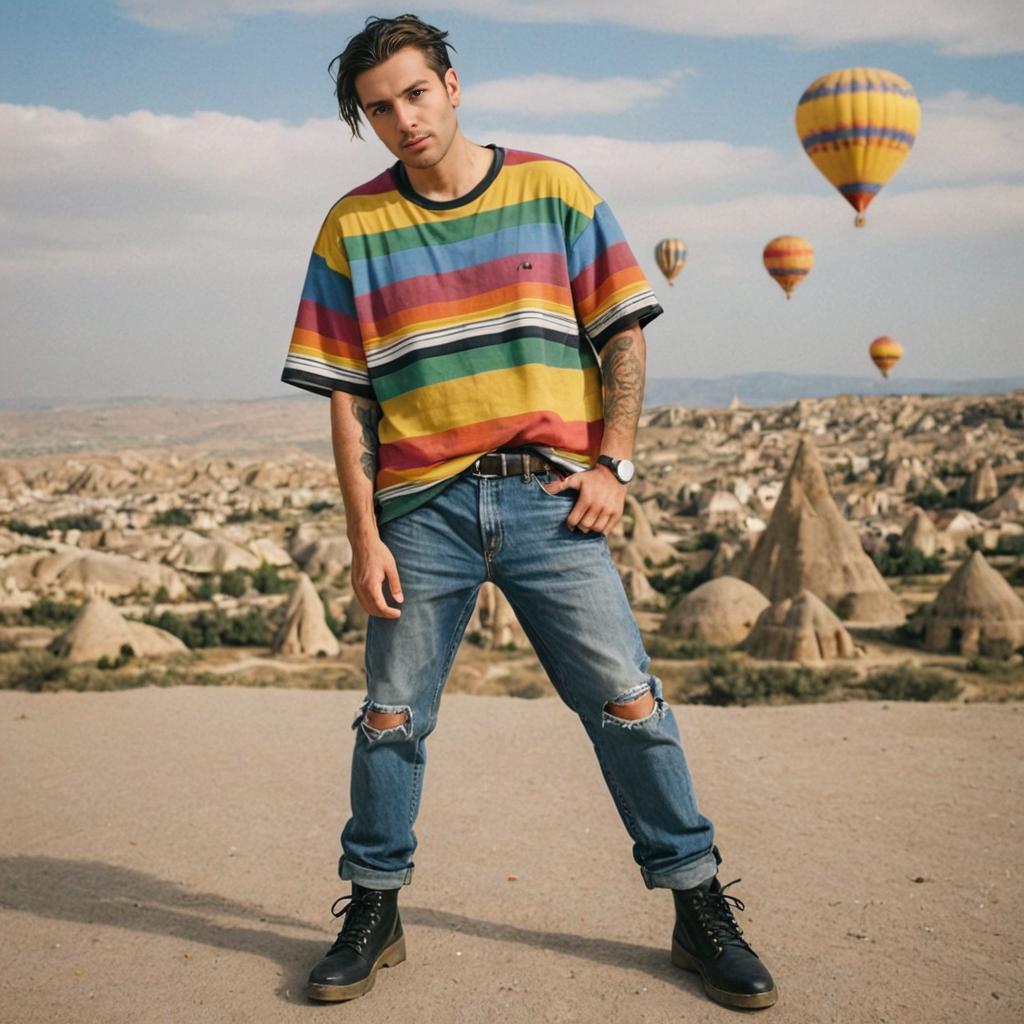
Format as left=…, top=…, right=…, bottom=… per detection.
left=642, top=851, right=718, bottom=891
left=339, top=855, right=413, bottom=890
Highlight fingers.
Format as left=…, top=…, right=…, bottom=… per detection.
left=356, top=562, right=403, bottom=619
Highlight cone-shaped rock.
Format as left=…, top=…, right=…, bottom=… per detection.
left=901, top=508, right=939, bottom=558
left=743, top=590, right=856, bottom=663
left=624, top=495, right=676, bottom=565
left=964, top=462, right=999, bottom=505
left=741, top=439, right=904, bottom=623
left=49, top=597, right=186, bottom=663
left=921, top=551, right=1024, bottom=656
left=661, top=577, right=769, bottom=646
left=273, top=573, right=340, bottom=656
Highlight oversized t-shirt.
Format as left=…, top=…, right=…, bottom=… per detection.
left=281, top=146, right=662, bottom=523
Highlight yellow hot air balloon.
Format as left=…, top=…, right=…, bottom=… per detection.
left=869, top=336, right=903, bottom=378
left=655, top=238, right=687, bottom=286
left=762, top=235, right=814, bottom=300
left=796, top=68, right=921, bottom=227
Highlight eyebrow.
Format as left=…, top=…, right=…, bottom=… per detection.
left=362, top=78, right=431, bottom=111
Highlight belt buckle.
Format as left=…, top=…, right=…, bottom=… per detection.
left=500, top=452, right=507, bottom=477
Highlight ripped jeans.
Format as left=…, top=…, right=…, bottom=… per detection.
left=339, top=471, right=716, bottom=891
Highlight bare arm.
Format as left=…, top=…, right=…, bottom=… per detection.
left=330, top=392, right=403, bottom=618
left=544, top=321, right=646, bottom=534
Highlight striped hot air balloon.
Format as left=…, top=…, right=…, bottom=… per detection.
left=869, top=336, right=903, bottom=378
left=795, top=68, right=921, bottom=227
left=655, top=238, right=687, bottom=286
left=762, top=235, right=814, bottom=300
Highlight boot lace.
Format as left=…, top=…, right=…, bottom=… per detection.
left=694, top=879, right=753, bottom=955
left=325, top=892, right=383, bottom=956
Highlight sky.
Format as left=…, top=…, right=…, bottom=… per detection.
left=1, top=0, right=1023, bottom=402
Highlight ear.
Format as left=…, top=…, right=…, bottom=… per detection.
left=445, top=67, right=461, bottom=109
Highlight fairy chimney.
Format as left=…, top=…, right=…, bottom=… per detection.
left=272, top=573, right=340, bottom=656
left=740, top=438, right=905, bottom=623
left=920, top=551, right=1024, bottom=657
left=743, top=590, right=856, bottom=663
left=660, top=577, right=769, bottom=647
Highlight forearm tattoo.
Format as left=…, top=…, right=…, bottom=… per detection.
left=601, top=333, right=644, bottom=435
left=351, top=399, right=382, bottom=483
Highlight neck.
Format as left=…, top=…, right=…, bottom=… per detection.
left=404, top=133, right=492, bottom=202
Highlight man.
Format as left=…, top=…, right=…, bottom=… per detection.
left=281, top=14, right=777, bottom=1010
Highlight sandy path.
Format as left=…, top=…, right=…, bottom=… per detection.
left=1, top=688, right=1021, bottom=1023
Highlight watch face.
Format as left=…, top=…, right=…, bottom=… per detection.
left=617, top=459, right=635, bottom=483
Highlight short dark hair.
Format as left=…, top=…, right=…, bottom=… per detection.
left=329, top=14, right=455, bottom=139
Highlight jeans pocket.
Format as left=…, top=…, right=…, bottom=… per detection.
left=532, top=473, right=577, bottom=500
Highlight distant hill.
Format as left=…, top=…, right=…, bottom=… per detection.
left=644, top=373, right=1024, bottom=409
left=3, top=373, right=1023, bottom=415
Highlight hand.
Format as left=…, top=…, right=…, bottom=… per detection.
left=544, top=466, right=625, bottom=534
left=350, top=535, right=404, bottom=618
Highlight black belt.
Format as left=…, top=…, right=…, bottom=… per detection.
left=468, top=450, right=554, bottom=478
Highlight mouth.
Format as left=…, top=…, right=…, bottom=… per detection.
left=402, top=135, right=430, bottom=151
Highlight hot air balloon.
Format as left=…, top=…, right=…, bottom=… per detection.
left=762, top=236, right=814, bottom=300
left=655, top=238, right=687, bottom=286
left=869, top=336, right=903, bottom=378
left=795, top=68, right=921, bottom=227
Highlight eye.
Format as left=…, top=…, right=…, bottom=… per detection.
left=409, top=89, right=424, bottom=99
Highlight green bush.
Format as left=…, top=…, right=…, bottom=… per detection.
left=152, top=507, right=193, bottom=527
left=863, top=664, right=961, bottom=702
left=225, top=510, right=255, bottom=523
left=649, top=564, right=711, bottom=603
left=965, top=657, right=1024, bottom=682
left=219, top=570, right=249, bottom=598
left=24, top=597, right=80, bottom=628
left=194, top=578, right=216, bottom=600
left=1, top=650, right=69, bottom=691
left=144, top=608, right=273, bottom=648
left=0, top=636, right=18, bottom=653
left=252, top=563, right=288, bottom=595
left=996, top=535, right=1024, bottom=556
left=48, top=514, right=102, bottom=532
left=872, top=547, right=945, bottom=577
left=6, top=519, right=48, bottom=537
left=688, top=654, right=855, bottom=706
left=911, top=488, right=946, bottom=510
left=98, top=644, right=135, bottom=671
left=645, top=635, right=727, bottom=660
left=308, top=500, right=336, bottom=514
left=153, top=585, right=171, bottom=604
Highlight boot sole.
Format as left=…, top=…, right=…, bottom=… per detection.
left=306, top=934, right=407, bottom=1002
left=671, top=937, right=778, bottom=1010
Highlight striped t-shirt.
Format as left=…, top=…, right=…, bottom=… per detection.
left=281, top=146, right=662, bottom=523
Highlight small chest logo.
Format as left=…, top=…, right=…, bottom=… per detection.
left=517, top=260, right=533, bottom=271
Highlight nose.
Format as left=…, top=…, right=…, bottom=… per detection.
left=395, top=101, right=417, bottom=133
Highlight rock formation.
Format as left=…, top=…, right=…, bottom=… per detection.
left=900, top=508, right=940, bottom=558
left=272, top=573, right=340, bottom=656
left=49, top=597, right=187, bottom=663
left=743, top=590, right=856, bottom=663
left=920, top=551, right=1024, bottom=657
left=741, top=438, right=905, bottom=623
left=660, top=576, right=769, bottom=646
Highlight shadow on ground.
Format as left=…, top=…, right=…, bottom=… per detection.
left=0, top=856, right=700, bottom=1003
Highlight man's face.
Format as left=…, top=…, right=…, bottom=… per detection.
left=355, top=46, right=461, bottom=171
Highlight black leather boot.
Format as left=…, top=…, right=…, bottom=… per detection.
left=671, top=869, right=778, bottom=1009
left=306, top=883, right=406, bottom=1002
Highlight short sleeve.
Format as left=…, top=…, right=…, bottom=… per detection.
left=281, top=212, right=374, bottom=400
left=567, top=200, right=663, bottom=352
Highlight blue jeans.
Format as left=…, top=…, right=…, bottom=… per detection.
left=339, top=471, right=716, bottom=891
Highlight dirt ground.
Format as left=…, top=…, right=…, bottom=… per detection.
left=1, top=687, right=1021, bottom=1024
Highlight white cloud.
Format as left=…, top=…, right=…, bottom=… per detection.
left=906, top=91, right=1024, bottom=185
left=464, top=73, right=684, bottom=117
left=2, top=100, right=1021, bottom=398
left=469, top=130, right=785, bottom=200
left=116, top=0, right=1024, bottom=55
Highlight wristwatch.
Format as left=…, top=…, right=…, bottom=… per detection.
left=596, top=454, right=635, bottom=484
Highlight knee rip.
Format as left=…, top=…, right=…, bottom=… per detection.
left=353, top=700, right=413, bottom=743
left=602, top=683, right=665, bottom=729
